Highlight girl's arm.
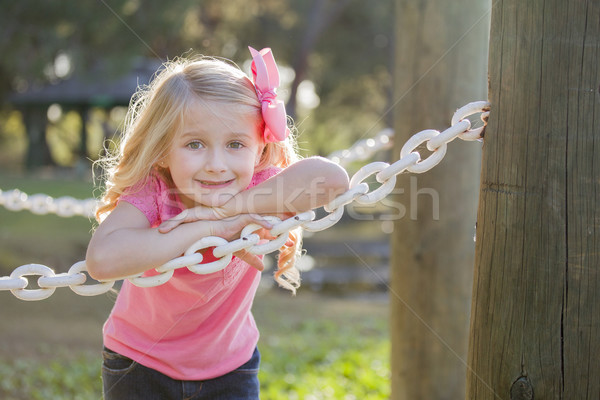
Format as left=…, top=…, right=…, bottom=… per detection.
left=223, top=156, right=349, bottom=217
left=159, top=156, right=349, bottom=232
left=86, top=202, right=271, bottom=281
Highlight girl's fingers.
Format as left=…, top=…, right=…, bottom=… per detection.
left=158, top=209, right=190, bottom=233
left=158, top=207, right=221, bottom=233
left=234, top=250, right=265, bottom=272
left=247, top=214, right=274, bottom=228
left=159, top=211, right=274, bottom=236
left=254, top=227, right=276, bottom=241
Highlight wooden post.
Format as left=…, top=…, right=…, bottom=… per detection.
left=390, top=0, right=489, bottom=398
left=467, top=1, right=600, bottom=399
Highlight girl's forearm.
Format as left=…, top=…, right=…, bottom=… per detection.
left=223, top=157, right=349, bottom=216
left=86, top=220, right=214, bottom=281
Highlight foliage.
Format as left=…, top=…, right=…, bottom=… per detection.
left=0, top=0, right=393, bottom=167
left=0, top=1, right=393, bottom=86
left=0, top=0, right=197, bottom=89
left=0, top=110, right=27, bottom=169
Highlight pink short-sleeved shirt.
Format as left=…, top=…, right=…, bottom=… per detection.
left=102, top=166, right=281, bottom=380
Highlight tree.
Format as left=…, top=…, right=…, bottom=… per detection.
left=390, top=0, right=489, bottom=398
left=1, top=1, right=395, bottom=167
left=467, top=1, right=600, bottom=398
left=284, top=0, right=352, bottom=119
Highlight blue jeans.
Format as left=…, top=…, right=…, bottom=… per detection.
left=102, top=346, right=260, bottom=400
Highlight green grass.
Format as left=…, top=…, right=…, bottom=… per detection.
left=256, top=294, right=390, bottom=399
left=0, top=172, right=96, bottom=198
left=0, top=290, right=389, bottom=400
left=0, top=171, right=391, bottom=399
left=0, top=353, right=101, bottom=400
left=0, top=173, right=96, bottom=274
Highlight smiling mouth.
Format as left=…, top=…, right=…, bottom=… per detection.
left=197, top=179, right=234, bottom=188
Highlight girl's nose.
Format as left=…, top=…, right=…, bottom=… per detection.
left=204, top=149, right=227, bottom=173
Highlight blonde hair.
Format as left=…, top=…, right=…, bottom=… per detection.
left=96, top=55, right=302, bottom=293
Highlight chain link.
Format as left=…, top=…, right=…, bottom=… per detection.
left=303, top=204, right=345, bottom=232
left=0, top=189, right=97, bottom=218
left=66, top=261, right=115, bottom=296
left=0, top=276, right=28, bottom=291
left=0, top=101, right=490, bottom=300
left=328, top=128, right=394, bottom=166
left=349, top=162, right=398, bottom=205
left=9, top=264, right=58, bottom=301
left=128, top=269, right=175, bottom=288
left=185, top=237, right=233, bottom=274
left=324, top=183, right=369, bottom=213
left=242, top=219, right=290, bottom=255
left=452, top=100, right=490, bottom=141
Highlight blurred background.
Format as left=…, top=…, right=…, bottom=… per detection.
left=0, top=1, right=394, bottom=398
left=0, top=0, right=394, bottom=172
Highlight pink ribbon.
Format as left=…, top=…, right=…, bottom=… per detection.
left=249, top=46, right=290, bottom=143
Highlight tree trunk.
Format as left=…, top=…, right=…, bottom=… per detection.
left=467, top=1, right=600, bottom=399
left=287, top=0, right=351, bottom=119
left=390, top=0, right=490, bottom=399
left=24, top=107, right=54, bottom=169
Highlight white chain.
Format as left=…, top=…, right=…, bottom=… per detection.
left=0, top=101, right=490, bottom=300
left=328, top=128, right=394, bottom=166
left=0, top=189, right=97, bottom=218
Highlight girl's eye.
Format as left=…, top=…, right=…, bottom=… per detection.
left=228, top=141, right=244, bottom=149
left=186, top=141, right=203, bottom=150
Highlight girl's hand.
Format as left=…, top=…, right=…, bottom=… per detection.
left=231, top=228, right=293, bottom=272
left=202, top=215, right=276, bottom=272
left=206, top=214, right=273, bottom=240
left=158, top=211, right=290, bottom=272
left=158, top=205, right=229, bottom=233
left=252, top=227, right=293, bottom=247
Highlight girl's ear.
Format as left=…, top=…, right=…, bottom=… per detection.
left=157, top=158, right=169, bottom=169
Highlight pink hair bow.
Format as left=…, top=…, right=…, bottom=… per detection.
left=249, top=46, right=290, bottom=143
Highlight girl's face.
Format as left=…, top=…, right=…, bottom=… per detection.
left=164, top=98, right=264, bottom=208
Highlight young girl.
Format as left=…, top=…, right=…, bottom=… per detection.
left=86, top=47, right=349, bottom=399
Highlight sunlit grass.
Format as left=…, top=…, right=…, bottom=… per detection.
left=259, top=318, right=390, bottom=399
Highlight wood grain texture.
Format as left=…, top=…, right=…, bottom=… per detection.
left=467, top=1, right=600, bottom=399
